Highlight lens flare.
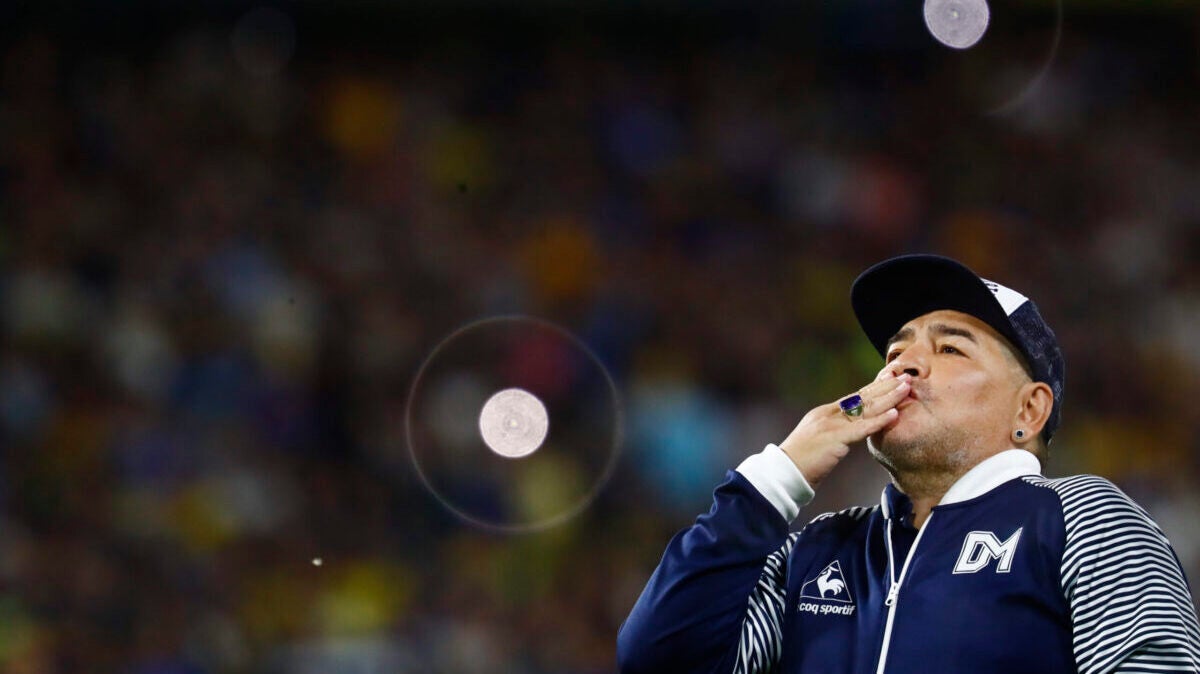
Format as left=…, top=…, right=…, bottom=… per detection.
left=406, top=316, right=622, bottom=532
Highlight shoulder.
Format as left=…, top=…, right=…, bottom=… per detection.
left=805, top=504, right=877, bottom=524
left=1022, top=473, right=1130, bottom=499
left=763, top=505, right=877, bottom=562
left=1022, top=474, right=1176, bottom=586
left=760, top=506, right=876, bottom=577
left=1021, top=474, right=1159, bottom=527
left=798, top=504, right=878, bottom=539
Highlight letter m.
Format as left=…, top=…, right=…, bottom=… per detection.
left=953, top=528, right=1023, bottom=574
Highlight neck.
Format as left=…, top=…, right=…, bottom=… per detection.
left=871, top=431, right=1008, bottom=528
left=891, top=469, right=959, bottom=529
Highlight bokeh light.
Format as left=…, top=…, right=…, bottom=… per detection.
left=478, top=388, right=550, bottom=459
left=924, top=0, right=990, bottom=50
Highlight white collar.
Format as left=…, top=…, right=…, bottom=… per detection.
left=878, top=449, right=1043, bottom=518
left=938, top=449, right=1042, bottom=505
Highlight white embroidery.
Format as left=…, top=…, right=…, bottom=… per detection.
left=953, top=528, right=1023, bottom=574
left=797, top=561, right=856, bottom=616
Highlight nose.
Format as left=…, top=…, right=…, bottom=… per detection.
left=883, top=345, right=928, bottom=380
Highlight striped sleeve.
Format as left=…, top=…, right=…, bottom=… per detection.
left=1032, top=475, right=1200, bottom=673
left=732, top=505, right=875, bottom=674
left=734, top=532, right=799, bottom=674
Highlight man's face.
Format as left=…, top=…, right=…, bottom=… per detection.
left=868, top=309, right=1030, bottom=474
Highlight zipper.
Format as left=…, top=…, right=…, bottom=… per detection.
left=874, top=513, right=932, bottom=674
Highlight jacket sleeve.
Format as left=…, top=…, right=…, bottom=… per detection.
left=617, top=444, right=813, bottom=674
left=1053, top=475, right=1200, bottom=673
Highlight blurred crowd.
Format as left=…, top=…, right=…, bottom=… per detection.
left=1, top=3, right=1199, bottom=672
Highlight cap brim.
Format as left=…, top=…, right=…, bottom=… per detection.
left=851, top=255, right=1024, bottom=358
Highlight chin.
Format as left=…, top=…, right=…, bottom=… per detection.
left=870, top=416, right=975, bottom=476
left=868, top=420, right=927, bottom=470
left=872, top=414, right=917, bottom=447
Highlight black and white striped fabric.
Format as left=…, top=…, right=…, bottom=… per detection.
left=734, top=506, right=877, bottom=674
left=1025, top=475, right=1200, bottom=673
left=733, top=531, right=798, bottom=674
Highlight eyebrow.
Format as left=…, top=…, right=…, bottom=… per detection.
left=885, top=323, right=978, bottom=351
left=885, top=327, right=914, bottom=351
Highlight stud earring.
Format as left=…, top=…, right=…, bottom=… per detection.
left=1014, top=429, right=1027, bottom=440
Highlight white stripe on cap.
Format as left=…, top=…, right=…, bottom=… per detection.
left=982, top=278, right=1029, bottom=316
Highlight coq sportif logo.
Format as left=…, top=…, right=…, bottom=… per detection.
left=798, top=561, right=856, bottom=616
left=953, top=528, right=1023, bottom=574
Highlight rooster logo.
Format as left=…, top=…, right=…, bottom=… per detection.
left=800, top=561, right=854, bottom=604
left=816, top=566, right=845, bottom=598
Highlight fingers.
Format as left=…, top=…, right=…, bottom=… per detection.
left=837, top=372, right=909, bottom=417
left=859, top=373, right=910, bottom=417
left=858, top=407, right=899, bottom=436
left=858, top=370, right=906, bottom=400
left=779, top=372, right=909, bottom=487
left=830, top=374, right=910, bottom=442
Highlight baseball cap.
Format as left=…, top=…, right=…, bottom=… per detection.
left=850, top=254, right=1065, bottom=442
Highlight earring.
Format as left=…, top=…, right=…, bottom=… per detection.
left=1014, top=429, right=1027, bottom=441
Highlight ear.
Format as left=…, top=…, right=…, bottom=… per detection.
left=1013, top=381, right=1054, bottom=442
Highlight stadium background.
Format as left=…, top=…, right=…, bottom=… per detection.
left=1, top=0, right=1199, bottom=671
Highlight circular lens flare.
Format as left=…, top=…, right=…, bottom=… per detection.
left=406, top=316, right=622, bottom=533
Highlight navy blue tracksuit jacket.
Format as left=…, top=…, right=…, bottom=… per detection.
left=618, top=447, right=1200, bottom=673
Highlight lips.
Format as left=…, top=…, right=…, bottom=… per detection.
left=896, top=388, right=921, bottom=409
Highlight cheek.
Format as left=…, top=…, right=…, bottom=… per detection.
left=938, top=369, right=1006, bottom=417
left=947, top=369, right=991, bottom=397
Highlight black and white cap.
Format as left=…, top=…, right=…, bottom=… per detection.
left=850, top=254, right=1065, bottom=442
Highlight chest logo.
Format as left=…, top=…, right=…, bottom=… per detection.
left=798, top=561, right=856, bottom=616
left=953, top=528, right=1023, bottom=574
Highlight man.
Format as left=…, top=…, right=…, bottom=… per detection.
left=617, top=254, right=1200, bottom=673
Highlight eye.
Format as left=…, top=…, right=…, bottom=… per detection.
left=939, top=344, right=962, bottom=355
left=886, top=350, right=902, bottom=363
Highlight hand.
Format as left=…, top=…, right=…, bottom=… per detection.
left=778, top=372, right=911, bottom=489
